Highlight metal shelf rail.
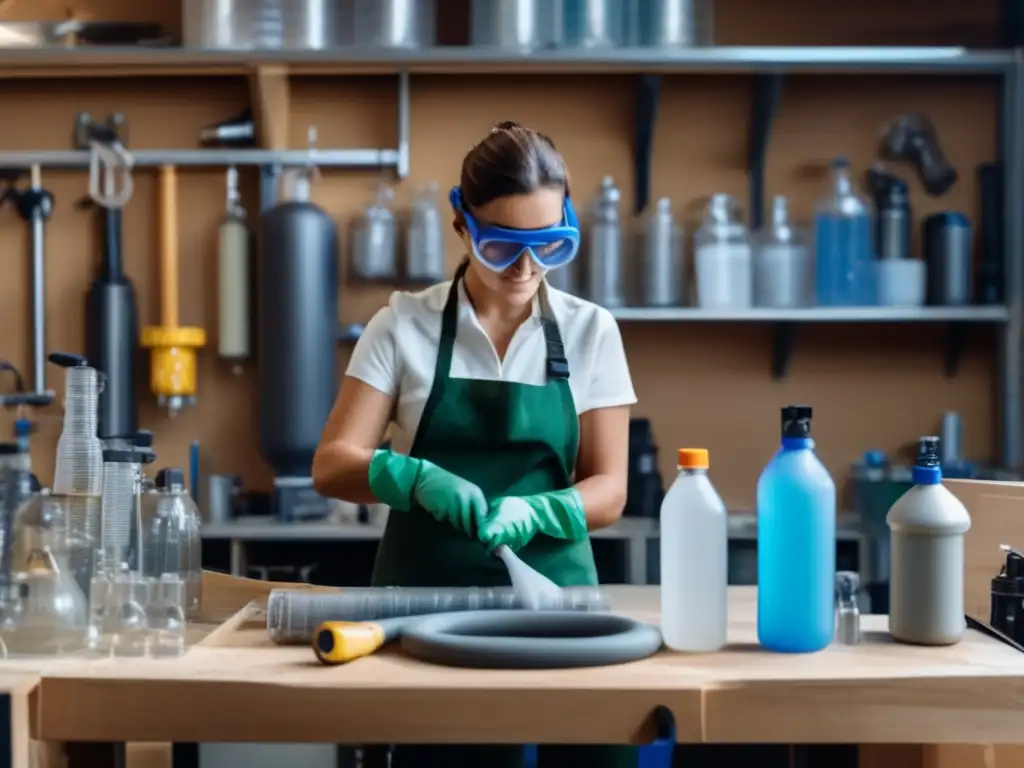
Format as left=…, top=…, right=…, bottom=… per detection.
left=0, top=45, right=1011, bottom=74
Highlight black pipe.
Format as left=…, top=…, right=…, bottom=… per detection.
left=84, top=203, right=138, bottom=440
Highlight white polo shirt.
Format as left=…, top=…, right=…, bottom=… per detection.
left=345, top=279, right=637, bottom=455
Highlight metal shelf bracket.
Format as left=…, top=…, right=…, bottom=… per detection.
left=770, top=322, right=796, bottom=379
left=633, top=74, right=661, bottom=215
left=748, top=73, right=783, bottom=229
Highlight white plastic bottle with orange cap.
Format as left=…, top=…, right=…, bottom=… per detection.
left=659, top=448, right=728, bottom=652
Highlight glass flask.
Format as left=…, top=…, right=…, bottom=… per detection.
left=4, top=490, right=88, bottom=655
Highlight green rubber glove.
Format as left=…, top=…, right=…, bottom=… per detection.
left=479, top=488, right=588, bottom=552
left=367, top=449, right=488, bottom=536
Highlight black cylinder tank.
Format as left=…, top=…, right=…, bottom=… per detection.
left=258, top=171, right=339, bottom=477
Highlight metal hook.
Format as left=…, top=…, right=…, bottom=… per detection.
left=88, top=139, right=135, bottom=209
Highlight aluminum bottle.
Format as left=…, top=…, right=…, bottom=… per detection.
left=585, top=176, right=624, bottom=308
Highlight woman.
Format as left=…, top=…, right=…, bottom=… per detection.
left=312, top=121, right=637, bottom=768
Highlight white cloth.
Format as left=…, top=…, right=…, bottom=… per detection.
left=345, top=279, right=637, bottom=455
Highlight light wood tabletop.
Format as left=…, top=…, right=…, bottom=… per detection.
left=0, top=575, right=1021, bottom=747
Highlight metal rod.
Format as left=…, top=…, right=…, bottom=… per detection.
left=0, top=149, right=401, bottom=170
left=1000, top=52, right=1024, bottom=468
left=28, top=165, right=47, bottom=394
left=396, top=71, right=410, bottom=179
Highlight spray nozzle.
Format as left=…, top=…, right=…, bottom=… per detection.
left=915, top=436, right=941, bottom=467
left=47, top=352, right=88, bottom=369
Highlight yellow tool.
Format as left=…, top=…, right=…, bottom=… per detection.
left=313, top=617, right=405, bottom=665
left=141, top=165, right=206, bottom=416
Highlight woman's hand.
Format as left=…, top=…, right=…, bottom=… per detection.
left=368, top=450, right=488, bottom=537
left=479, top=489, right=588, bottom=552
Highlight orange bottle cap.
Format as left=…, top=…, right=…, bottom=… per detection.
left=678, top=448, right=709, bottom=469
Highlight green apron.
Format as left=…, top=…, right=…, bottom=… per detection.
left=369, top=262, right=635, bottom=768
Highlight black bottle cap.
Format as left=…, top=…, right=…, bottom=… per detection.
left=47, top=352, right=88, bottom=369
left=916, top=436, right=941, bottom=468
left=781, top=405, right=813, bottom=439
left=133, top=430, right=154, bottom=449
left=103, top=448, right=153, bottom=465
left=156, top=467, right=185, bottom=489
left=0, top=443, right=22, bottom=455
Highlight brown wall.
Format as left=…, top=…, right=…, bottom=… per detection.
left=0, top=0, right=1006, bottom=509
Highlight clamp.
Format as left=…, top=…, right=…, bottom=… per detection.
left=74, top=112, right=134, bottom=209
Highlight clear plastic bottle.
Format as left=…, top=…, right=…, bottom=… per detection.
left=694, top=194, right=752, bottom=310
left=660, top=448, right=727, bottom=652
left=886, top=436, right=972, bottom=646
left=350, top=184, right=398, bottom=281
left=139, top=468, right=202, bottom=621
left=405, top=182, right=447, bottom=284
left=757, top=405, right=836, bottom=653
left=814, top=157, right=875, bottom=307
left=754, top=196, right=810, bottom=308
left=48, top=353, right=104, bottom=599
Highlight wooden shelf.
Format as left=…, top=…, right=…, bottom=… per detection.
left=0, top=46, right=1011, bottom=79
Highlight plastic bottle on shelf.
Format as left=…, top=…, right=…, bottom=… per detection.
left=814, top=157, right=875, bottom=306
left=757, top=405, right=836, bottom=653
left=886, top=436, right=971, bottom=646
left=753, top=196, right=810, bottom=308
left=694, top=193, right=752, bottom=310
left=660, top=448, right=728, bottom=652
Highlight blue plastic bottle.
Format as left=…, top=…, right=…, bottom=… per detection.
left=757, top=405, right=837, bottom=652
left=814, top=157, right=875, bottom=306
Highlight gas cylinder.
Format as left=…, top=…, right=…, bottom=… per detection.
left=217, top=167, right=251, bottom=372
left=258, top=166, right=339, bottom=479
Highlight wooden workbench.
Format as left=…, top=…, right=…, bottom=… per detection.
left=0, top=573, right=1020, bottom=754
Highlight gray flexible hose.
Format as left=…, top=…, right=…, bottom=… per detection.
left=400, top=610, right=663, bottom=669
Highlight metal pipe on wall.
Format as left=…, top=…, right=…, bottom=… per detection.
left=999, top=53, right=1024, bottom=468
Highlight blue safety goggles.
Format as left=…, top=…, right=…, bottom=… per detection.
left=449, top=186, right=581, bottom=272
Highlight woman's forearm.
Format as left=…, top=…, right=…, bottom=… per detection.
left=311, top=442, right=378, bottom=503
left=574, top=473, right=627, bottom=530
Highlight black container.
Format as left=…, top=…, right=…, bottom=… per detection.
left=85, top=206, right=138, bottom=440
left=624, top=418, right=663, bottom=517
left=258, top=171, right=340, bottom=478
left=991, top=546, right=1024, bottom=646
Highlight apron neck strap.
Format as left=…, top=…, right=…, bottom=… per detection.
left=438, top=261, right=570, bottom=381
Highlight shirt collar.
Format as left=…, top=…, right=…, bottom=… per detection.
left=457, top=277, right=543, bottom=323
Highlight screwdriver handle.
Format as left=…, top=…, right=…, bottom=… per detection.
left=314, top=618, right=403, bottom=665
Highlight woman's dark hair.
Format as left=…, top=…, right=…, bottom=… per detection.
left=459, top=121, right=570, bottom=209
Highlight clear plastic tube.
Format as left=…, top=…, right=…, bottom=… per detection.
left=266, top=586, right=609, bottom=645
left=52, top=363, right=104, bottom=599
left=53, top=365, right=103, bottom=495
left=99, top=462, right=136, bottom=570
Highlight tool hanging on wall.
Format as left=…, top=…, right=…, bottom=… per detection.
left=74, top=113, right=139, bottom=440
left=141, top=166, right=206, bottom=417
left=1, top=165, right=54, bottom=399
left=199, top=108, right=256, bottom=148
left=74, top=112, right=134, bottom=209
left=77, top=197, right=139, bottom=440
left=218, top=167, right=251, bottom=373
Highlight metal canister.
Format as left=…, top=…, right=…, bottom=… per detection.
left=637, top=198, right=683, bottom=307
left=585, top=177, right=624, bottom=308
left=924, top=212, right=972, bottom=305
